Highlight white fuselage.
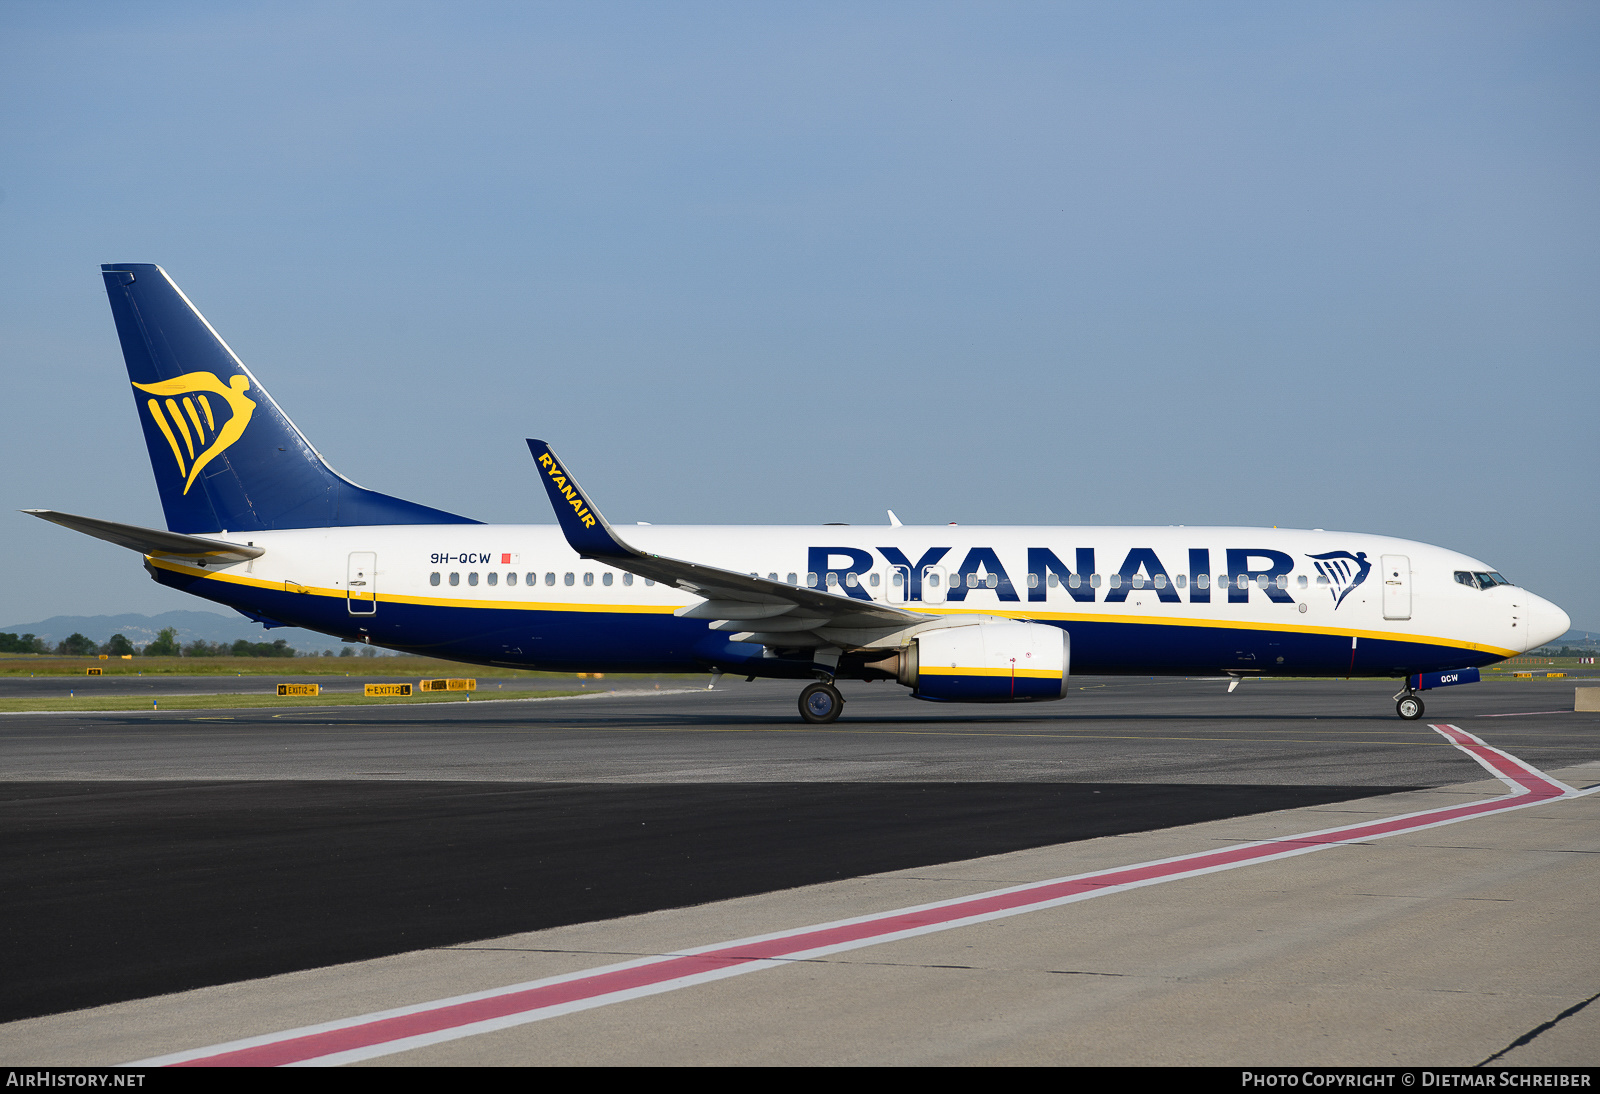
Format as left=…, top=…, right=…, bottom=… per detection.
left=147, top=523, right=1568, bottom=678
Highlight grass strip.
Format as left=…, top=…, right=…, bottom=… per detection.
left=0, top=690, right=594, bottom=714
left=0, top=655, right=708, bottom=679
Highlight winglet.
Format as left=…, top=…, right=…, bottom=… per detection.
left=526, top=439, right=636, bottom=559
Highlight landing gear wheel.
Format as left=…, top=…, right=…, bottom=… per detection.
left=799, top=682, right=843, bottom=724
left=1396, top=695, right=1425, bottom=720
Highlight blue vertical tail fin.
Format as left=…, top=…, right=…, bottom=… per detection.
left=101, top=263, right=477, bottom=533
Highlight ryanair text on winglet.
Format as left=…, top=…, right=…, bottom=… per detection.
left=537, top=452, right=598, bottom=529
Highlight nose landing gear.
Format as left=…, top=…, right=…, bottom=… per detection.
left=799, top=681, right=844, bottom=724
left=1394, top=685, right=1425, bottom=721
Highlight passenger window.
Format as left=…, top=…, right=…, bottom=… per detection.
left=807, top=573, right=818, bottom=587
left=581, top=572, right=591, bottom=586
left=1175, top=574, right=1186, bottom=589
left=449, top=572, right=460, bottom=586
left=845, top=573, right=858, bottom=587
left=893, top=572, right=905, bottom=587
left=545, top=572, right=555, bottom=586
left=526, top=573, right=535, bottom=586
left=787, top=573, right=797, bottom=585
left=1046, top=573, right=1058, bottom=588
left=430, top=572, right=440, bottom=586
left=1067, top=574, right=1080, bottom=589
left=1154, top=574, right=1166, bottom=589
left=927, top=573, right=940, bottom=587
left=1195, top=574, right=1209, bottom=590
left=468, top=572, right=479, bottom=586
left=1029, top=574, right=1040, bottom=589
left=602, top=572, right=613, bottom=586
left=507, top=572, right=517, bottom=586
left=1130, top=574, right=1145, bottom=589
left=768, top=573, right=779, bottom=582
left=487, top=572, right=498, bottom=586
left=564, top=573, right=575, bottom=586
left=623, top=573, right=633, bottom=586
left=1297, top=575, right=1307, bottom=589
left=1274, top=575, right=1287, bottom=590
left=1108, top=574, right=1122, bottom=589
left=826, top=573, right=839, bottom=587
left=645, top=579, right=655, bottom=586
left=1090, top=574, right=1102, bottom=588
left=869, top=573, right=880, bottom=587
left=1317, top=574, right=1330, bottom=585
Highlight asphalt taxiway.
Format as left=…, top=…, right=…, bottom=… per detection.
left=1, top=676, right=1596, bottom=1065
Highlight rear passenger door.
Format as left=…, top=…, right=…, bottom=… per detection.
left=348, top=552, right=377, bottom=615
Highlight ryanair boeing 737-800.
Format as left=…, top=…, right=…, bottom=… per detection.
left=27, top=264, right=1571, bottom=723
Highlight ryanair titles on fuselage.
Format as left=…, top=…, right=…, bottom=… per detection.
left=807, top=545, right=1367, bottom=607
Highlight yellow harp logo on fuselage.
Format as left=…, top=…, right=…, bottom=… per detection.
left=132, top=372, right=257, bottom=495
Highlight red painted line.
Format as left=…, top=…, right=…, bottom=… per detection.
left=149, top=724, right=1582, bottom=1067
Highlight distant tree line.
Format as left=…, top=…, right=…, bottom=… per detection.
left=0, top=628, right=298, bottom=657
left=1, top=628, right=416, bottom=658
left=181, top=637, right=297, bottom=658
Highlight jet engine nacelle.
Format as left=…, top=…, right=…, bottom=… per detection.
left=896, top=621, right=1069, bottom=702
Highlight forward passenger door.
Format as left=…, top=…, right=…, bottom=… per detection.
left=1381, top=554, right=1410, bottom=620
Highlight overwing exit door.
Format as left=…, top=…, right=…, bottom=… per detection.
left=348, top=552, right=377, bottom=615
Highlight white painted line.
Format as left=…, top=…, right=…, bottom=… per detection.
left=131, top=724, right=1596, bottom=1068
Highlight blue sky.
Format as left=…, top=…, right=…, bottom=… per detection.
left=2, top=1, right=1596, bottom=628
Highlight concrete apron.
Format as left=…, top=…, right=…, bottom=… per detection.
left=5, top=762, right=1598, bottom=1067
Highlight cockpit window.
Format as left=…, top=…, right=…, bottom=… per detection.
left=1456, top=570, right=1513, bottom=590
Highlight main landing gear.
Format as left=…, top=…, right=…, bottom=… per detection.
left=798, top=681, right=844, bottom=724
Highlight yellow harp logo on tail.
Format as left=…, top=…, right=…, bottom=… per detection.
left=132, top=372, right=257, bottom=495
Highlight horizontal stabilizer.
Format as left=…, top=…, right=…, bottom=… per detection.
left=22, top=509, right=264, bottom=563
left=525, top=439, right=928, bottom=634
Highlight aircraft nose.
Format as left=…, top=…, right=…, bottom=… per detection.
left=1523, top=593, right=1571, bottom=653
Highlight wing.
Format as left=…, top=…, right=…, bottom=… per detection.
left=526, top=439, right=930, bottom=644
